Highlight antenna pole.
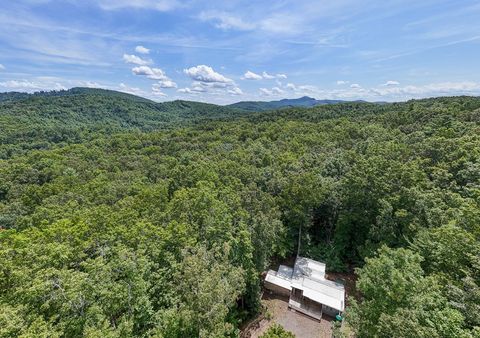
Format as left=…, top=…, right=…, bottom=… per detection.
left=296, top=222, right=302, bottom=257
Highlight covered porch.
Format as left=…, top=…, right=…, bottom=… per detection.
left=288, top=288, right=323, bottom=321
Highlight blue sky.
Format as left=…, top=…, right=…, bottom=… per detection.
left=0, top=0, right=479, bottom=104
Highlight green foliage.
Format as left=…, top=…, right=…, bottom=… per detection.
left=1, top=92, right=479, bottom=336
left=412, top=224, right=478, bottom=279
left=348, top=246, right=476, bottom=337
left=259, top=324, right=295, bottom=338
left=411, top=225, right=480, bottom=330
left=0, top=87, right=246, bottom=159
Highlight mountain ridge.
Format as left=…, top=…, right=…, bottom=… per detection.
left=227, top=95, right=369, bottom=111
left=0, top=87, right=247, bottom=158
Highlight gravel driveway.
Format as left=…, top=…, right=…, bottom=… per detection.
left=247, top=293, right=333, bottom=338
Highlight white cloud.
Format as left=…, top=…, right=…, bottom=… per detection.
left=0, top=76, right=112, bottom=93
left=296, top=85, right=318, bottom=93
left=174, top=77, right=477, bottom=102
left=260, top=86, right=285, bottom=96
left=184, top=65, right=232, bottom=83
left=286, top=83, right=297, bottom=90
left=78, top=81, right=102, bottom=88
left=135, top=45, right=150, bottom=54
left=262, top=71, right=275, bottom=79
left=191, top=83, right=207, bottom=92
left=156, top=79, right=177, bottom=88
left=196, top=81, right=229, bottom=89
left=0, top=80, right=35, bottom=90
left=97, top=0, right=180, bottom=11
left=259, top=88, right=271, bottom=95
left=336, top=80, right=349, bottom=85
left=0, top=64, right=5, bottom=70
left=179, top=81, right=225, bottom=94
left=123, top=54, right=151, bottom=65
left=177, top=84, right=207, bottom=94
left=177, top=78, right=480, bottom=102
left=243, top=70, right=262, bottom=80
left=289, top=83, right=318, bottom=94
left=178, top=77, right=243, bottom=97
left=262, top=71, right=287, bottom=79
left=152, top=83, right=167, bottom=96
left=275, top=82, right=320, bottom=96
left=131, top=66, right=168, bottom=80
left=242, top=70, right=287, bottom=80
left=132, top=66, right=177, bottom=88
left=228, top=87, right=243, bottom=95
left=118, top=83, right=145, bottom=96
left=188, top=81, right=234, bottom=93
left=371, top=81, right=480, bottom=97
left=177, top=87, right=193, bottom=94
left=198, top=11, right=254, bottom=31
left=383, top=80, right=400, bottom=86
left=282, top=81, right=480, bottom=101
left=197, top=5, right=343, bottom=38
left=0, top=79, right=66, bottom=92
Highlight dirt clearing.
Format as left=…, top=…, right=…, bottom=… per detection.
left=242, top=293, right=333, bottom=338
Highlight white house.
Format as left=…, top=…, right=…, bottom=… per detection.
left=264, top=257, right=345, bottom=320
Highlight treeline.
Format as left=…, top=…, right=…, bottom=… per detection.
left=0, top=94, right=479, bottom=337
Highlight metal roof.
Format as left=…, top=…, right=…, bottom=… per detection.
left=264, top=256, right=345, bottom=312
left=278, top=265, right=294, bottom=279
left=265, top=269, right=292, bottom=290
left=292, top=256, right=326, bottom=281
left=291, top=275, right=345, bottom=311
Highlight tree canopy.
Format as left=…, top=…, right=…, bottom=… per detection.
left=0, top=91, right=479, bottom=336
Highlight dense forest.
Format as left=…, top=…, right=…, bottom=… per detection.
left=227, top=96, right=348, bottom=112
left=0, top=90, right=479, bottom=337
left=0, top=88, right=247, bottom=159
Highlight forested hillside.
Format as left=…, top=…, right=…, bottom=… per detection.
left=0, top=94, right=479, bottom=337
left=0, top=88, right=246, bottom=159
left=227, top=96, right=348, bottom=111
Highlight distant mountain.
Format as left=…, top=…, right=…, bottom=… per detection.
left=0, top=87, right=246, bottom=158
left=227, top=96, right=353, bottom=111
left=0, top=88, right=388, bottom=159
left=0, top=87, right=157, bottom=104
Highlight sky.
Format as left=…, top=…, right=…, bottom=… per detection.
left=0, top=0, right=479, bottom=104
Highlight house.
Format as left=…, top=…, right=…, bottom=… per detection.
left=264, top=256, right=345, bottom=320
